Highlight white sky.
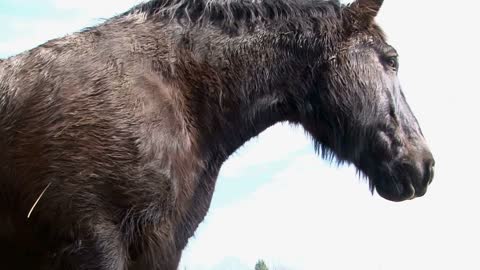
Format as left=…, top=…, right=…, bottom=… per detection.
left=1, top=0, right=479, bottom=269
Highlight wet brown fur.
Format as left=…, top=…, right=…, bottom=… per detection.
left=0, top=0, right=434, bottom=269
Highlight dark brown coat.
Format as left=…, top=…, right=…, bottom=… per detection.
left=0, top=0, right=433, bottom=269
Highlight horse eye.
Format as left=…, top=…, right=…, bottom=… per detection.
left=386, top=57, right=398, bottom=71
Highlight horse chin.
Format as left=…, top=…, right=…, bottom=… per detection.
left=374, top=179, right=416, bottom=202
left=370, top=162, right=425, bottom=202
left=355, top=148, right=433, bottom=202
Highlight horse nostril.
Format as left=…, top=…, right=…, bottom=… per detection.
left=424, top=157, right=435, bottom=186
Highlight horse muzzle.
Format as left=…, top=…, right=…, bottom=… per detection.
left=374, top=150, right=435, bottom=202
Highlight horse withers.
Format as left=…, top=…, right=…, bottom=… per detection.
left=0, top=0, right=434, bottom=269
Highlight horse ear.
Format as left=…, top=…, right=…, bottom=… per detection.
left=343, top=0, right=384, bottom=31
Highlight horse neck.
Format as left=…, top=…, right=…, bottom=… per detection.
left=179, top=33, right=324, bottom=165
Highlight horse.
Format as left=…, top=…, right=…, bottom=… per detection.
left=0, top=0, right=434, bottom=269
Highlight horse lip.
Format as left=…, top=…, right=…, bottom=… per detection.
left=411, top=180, right=429, bottom=199
left=406, top=183, right=417, bottom=200
left=397, top=181, right=416, bottom=201
left=374, top=178, right=417, bottom=202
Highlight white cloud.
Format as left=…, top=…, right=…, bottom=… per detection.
left=182, top=155, right=363, bottom=269
left=0, top=0, right=144, bottom=57
left=220, top=123, right=311, bottom=179
left=48, top=0, right=143, bottom=18
left=0, top=17, right=94, bottom=57
left=182, top=149, right=480, bottom=270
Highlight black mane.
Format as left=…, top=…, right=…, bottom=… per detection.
left=121, top=0, right=343, bottom=32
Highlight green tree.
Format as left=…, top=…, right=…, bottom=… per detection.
left=255, top=260, right=269, bottom=270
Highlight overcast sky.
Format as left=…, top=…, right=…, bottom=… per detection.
left=1, top=0, right=478, bottom=269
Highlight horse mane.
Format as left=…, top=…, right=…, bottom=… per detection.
left=121, top=0, right=343, bottom=32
